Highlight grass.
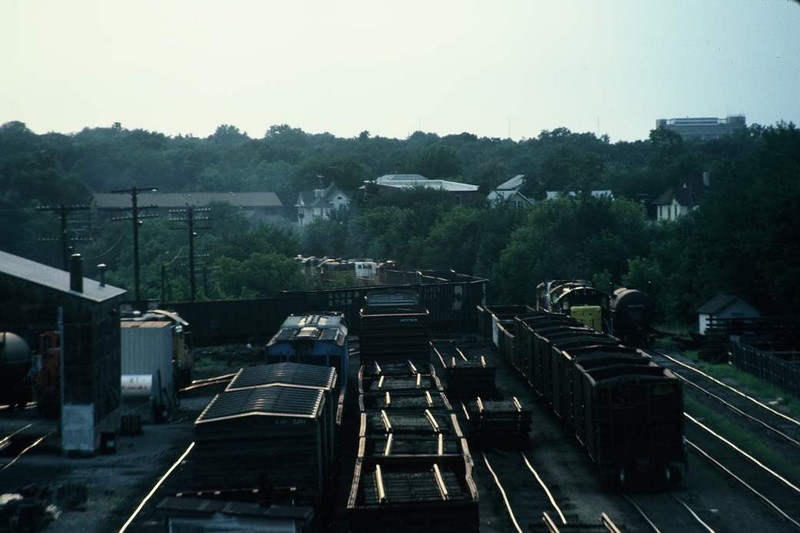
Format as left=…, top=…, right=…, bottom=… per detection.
left=684, top=395, right=800, bottom=481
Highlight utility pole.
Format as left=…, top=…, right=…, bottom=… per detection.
left=36, top=204, right=92, bottom=270
left=108, top=186, right=159, bottom=303
left=169, top=205, right=210, bottom=301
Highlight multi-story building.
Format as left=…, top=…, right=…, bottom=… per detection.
left=656, top=115, right=746, bottom=141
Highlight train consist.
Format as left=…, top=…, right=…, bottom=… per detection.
left=478, top=303, right=686, bottom=487
left=348, top=291, right=479, bottom=532
left=536, top=279, right=656, bottom=347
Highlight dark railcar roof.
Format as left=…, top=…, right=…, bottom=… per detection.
left=197, top=385, right=324, bottom=423
left=226, top=362, right=337, bottom=392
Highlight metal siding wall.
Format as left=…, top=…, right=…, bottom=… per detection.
left=121, top=325, right=174, bottom=395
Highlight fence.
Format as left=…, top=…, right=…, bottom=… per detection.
left=730, top=343, right=800, bottom=398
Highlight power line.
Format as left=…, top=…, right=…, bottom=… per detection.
left=107, top=186, right=159, bottom=303
left=169, top=205, right=210, bottom=302
left=36, top=204, right=92, bottom=270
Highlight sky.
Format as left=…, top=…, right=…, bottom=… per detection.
left=2, top=0, right=799, bottom=143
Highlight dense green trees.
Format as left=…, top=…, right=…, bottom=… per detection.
left=1, top=119, right=798, bottom=324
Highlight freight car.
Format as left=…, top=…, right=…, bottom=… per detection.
left=481, top=306, right=686, bottom=488
left=537, top=280, right=656, bottom=348
left=610, top=287, right=655, bottom=347
left=349, top=362, right=479, bottom=532
left=0, top=332, right=32, bottom=409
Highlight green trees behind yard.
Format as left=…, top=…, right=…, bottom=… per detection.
left=1, top=119, right=798, bottom=324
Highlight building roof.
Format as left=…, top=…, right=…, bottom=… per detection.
left=496, top=174, right=525, bottom=191
left=372, top=173, right=479, bottom=192
left=696, top=294, right=757, bottom=315
left=0, top=251, right=126, bottom=303
left=93, top=192, right=283, bottom=209
left=653, top=175, right=707, bottom=207
left=296, top=184, right=350, bottom=208
left=487, top=189, right=533, bottom=205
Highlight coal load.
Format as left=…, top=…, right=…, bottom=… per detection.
left=430, top=340, right=496, bottom=400
left=359, top=290, right=431, bottom=367
left=465, top=396, right=531, bottom=450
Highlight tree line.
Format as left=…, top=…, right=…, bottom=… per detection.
left=1, top=119, right=798, bottom=325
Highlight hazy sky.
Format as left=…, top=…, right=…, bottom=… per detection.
left=3, top=0, right=799, bottom=142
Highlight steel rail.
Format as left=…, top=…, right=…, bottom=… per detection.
left=686, top=439, right=800, bottom=530
left=521, top=451, right=567, bottom=525
left=0, top=430, right=56, bottom=472
left=656, top=351, right=800, bottom=429
left=675, top=371, right=800, bottom=449
left=481, top=451, right=523, bottom=533
left=685, top=413, right=800, bottom=495
left=672, top=495, right=716, bottom=533
left=118, top=441, right=195, bottom=533
left=622, top=494, right=661, bottom=533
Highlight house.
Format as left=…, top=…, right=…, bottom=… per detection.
left=296, top=183, right=351, bottom=228
left=487, top=175, right=533, bottom=208
left=696, top=293, right=760, bottom=335
left=363, top=173, right=483, bottom=204
left=93, top=192, right=285, bottom=225
left=653, top=172, right=710, bottom=222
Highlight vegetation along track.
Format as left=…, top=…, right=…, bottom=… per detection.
left=652, top=352, right=800, bottom=528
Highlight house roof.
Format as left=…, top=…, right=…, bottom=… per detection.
left=296, top=184, right=350, bottom=208
left=696, top=293, right=757, bottom=315
left=496, top=174, right=525, bottom=191
left=93, top=192, right=283, bottom=209
left=372, top=173, right=479, bottom=192
left=0, top=251, right=126, bottom=303
left=653, top=174, right=707, bottom=207
left=487, top=189, right=533, bottom=205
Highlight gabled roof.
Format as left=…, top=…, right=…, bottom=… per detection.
left=93, top=192, right=283, bottom=209
left=0, top=251, right=126, bottom=303
left=296, top=184, right=350, bottom=208
left=696, top=293, right=757, bottom=315
left=545, top=190, right=613, bottom=200
left=372, top=174, right=479, bottom=192
left=653, top=174, right=707, bottom=207
left=487, top=189, right=533, bottom=205
left=496, top=174, right=525, bottom=191
left=196, top=386, right=324, bottom=423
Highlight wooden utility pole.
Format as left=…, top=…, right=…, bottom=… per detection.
left=169, top=205, right=210, bottom=301
left=36, top=204, right=92, bottom=270
left=109, top=187, right=159, bottom=302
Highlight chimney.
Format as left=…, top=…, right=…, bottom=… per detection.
left=702, top=171, right=710, bottom=187
left=97, top=263, right=107, bottom=287
left=70, top=253, right=84, bottom=293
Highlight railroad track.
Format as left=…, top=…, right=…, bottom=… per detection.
left=0, top=421, right=57, bottom=472
left=623, top=492, right=716, bottom=532
left=651, top=351, right=800, bottom=528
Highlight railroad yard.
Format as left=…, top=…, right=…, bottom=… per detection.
left=0, top=332, right=798, bottom=532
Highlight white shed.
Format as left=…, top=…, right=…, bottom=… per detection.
left=696, top=294, right=760, bottom=335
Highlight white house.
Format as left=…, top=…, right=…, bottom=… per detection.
left=295, top=183, right=351, bottom=228
left=653, top=172, right=710, bottom=222
left=696, top=294, right=760, bottom=335
left=487, top=175, right=534, bottom=208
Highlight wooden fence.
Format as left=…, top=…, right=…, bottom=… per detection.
left=730, top=342, right=800, bottom=398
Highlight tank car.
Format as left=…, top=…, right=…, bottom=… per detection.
left=0, top=332, right=33, bottom=409
left=610, top=288, right=655, bottom=347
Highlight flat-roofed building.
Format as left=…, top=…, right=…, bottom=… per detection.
left=655, top=115, right=746, bottom=141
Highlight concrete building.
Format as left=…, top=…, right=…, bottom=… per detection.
left=655, top=115, right=746, bottom=141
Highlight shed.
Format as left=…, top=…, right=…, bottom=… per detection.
left=696, top=294, right=760, bottom=335
left=0, top=251, right=126, bottom=455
